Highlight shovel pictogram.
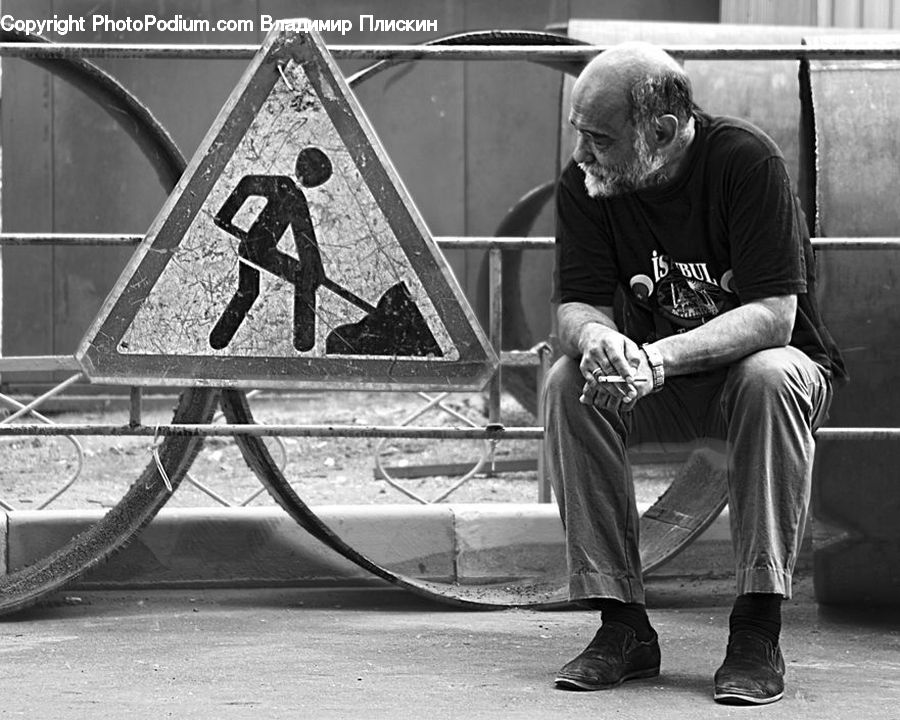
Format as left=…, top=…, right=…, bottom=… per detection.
left=325, top=280, right=442, bottom=357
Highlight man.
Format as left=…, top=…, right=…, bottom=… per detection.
left=545, top=42, right=845, bottom=705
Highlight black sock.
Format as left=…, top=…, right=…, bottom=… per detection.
left=596, top=599, right=654, bottom=642
left=729, top=593, right=782, bottom=646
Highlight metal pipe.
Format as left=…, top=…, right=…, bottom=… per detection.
left=4, top=233, right=900, bottom=250
left=0, top=422, right=547, bottom=439
left=487, top=247, right=503, bottom=426
left=129, top=386, right=142, bottom=427
left=0, top=233, right=558, bottom=248
left=5, top=42, right=900, bottom=62
left=0, top=355, right=82, bottom=372
left=0, top=233, right=143, bottom=246
left=0, top=351, right=542, bottom=373
left=0, top=42, right=258, bottom=59
left=806, top=238, right=900, bottom=250
left=815, top=428, right=900, bottom=440
left=0, top=423, right=895, bottom=440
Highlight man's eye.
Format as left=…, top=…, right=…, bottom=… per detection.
left=583, top=133, right=609, bottom=146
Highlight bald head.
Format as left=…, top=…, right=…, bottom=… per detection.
left=567, top=42, right=698, bottom=197
left=572, top=42, right=695, bottom=130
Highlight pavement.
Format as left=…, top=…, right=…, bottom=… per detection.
left=1, top=574, right=899, bottom=719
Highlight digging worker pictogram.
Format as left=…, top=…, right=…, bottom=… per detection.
left=210, top=146, right=332, bottom=352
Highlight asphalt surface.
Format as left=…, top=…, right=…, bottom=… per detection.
left=1, top=574, right=898, bottom=719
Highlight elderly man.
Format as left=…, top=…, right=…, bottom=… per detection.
left=545, top=42, right=845, bottom=704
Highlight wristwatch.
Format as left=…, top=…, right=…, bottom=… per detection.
left=641, top=343, right=665, bottom=393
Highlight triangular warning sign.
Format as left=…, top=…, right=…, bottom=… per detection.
left=76, top=27, right=497, bottom=391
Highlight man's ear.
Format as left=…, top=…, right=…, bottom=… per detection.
left=652, top=114, right=679, bottom=148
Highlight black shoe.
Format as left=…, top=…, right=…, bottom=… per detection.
left=714, top=631, right=785, bottom=705
left=555, top=621, right=661, bottom=691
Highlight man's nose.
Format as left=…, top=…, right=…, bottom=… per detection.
left=573, top=134, right=593, bottom=164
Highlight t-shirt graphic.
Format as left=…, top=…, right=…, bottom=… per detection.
left=654, top=266, right=736, bottom=329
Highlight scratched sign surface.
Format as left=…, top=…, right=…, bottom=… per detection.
left=77, top=27, right=496, bottom=390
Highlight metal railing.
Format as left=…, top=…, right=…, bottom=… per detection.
left=4, top=43, right=900, bottom=61
left=1, top=40, right=898, bottom=510
left=2, top=231, right=898, bottom=509
left=0, top=233, right=556, bottom=508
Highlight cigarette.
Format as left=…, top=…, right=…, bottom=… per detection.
left=591, top=375, right=649, bottom=384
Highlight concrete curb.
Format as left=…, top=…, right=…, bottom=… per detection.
left=2, top=503, right=811, bottom=591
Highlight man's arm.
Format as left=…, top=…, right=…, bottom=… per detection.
left=650, top=294, right=796, bottom=376
left=558, top=294, right=796, bottom=405
left=557, top=301, right=618, bottom=359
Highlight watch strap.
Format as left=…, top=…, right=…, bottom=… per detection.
left=641, top=343, right=665, bottom=392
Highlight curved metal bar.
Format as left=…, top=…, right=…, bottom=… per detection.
left=347, top=30, right=589, bottom=88
left=0, top=389, right=219, bottom=616
left=221, top=388, right=569, bottom=608
left=182, top=392, right=289, bottom=507
left=0, top=30, right=186, bottom=189
left=0, top=30, right=220, bottom=618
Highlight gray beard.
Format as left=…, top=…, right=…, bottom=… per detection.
left=579, top=133, right=669, bottom=198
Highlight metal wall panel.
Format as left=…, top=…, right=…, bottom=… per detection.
left=1, top=0, right=55, bottom=361
left=722, top=0, right=900, bottom=27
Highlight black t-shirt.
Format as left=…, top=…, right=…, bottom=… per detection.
left=555, top=112, right=846, bottom=382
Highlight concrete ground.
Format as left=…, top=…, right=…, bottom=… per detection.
left=1, top=573, right=898, bottom=719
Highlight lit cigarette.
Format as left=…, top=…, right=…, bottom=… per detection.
left=591, top=375, right=649, bottom=384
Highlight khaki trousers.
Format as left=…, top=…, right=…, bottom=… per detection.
left=542, top=346, right=833, bottom=603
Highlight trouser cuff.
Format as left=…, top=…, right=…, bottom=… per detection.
left=736, top=567, right=792, bottom=599
left=569, top=572, right=645, bottom=605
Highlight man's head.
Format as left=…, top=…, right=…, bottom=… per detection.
left=569, top=42, right=697, bottom=198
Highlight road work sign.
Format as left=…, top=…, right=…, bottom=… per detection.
left=78, top=26, right=496, bottom=390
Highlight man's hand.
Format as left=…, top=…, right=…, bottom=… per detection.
left=577, top=325, right=653, bottom=410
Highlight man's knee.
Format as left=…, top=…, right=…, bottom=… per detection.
left=722, top=348, right=809, bottom=415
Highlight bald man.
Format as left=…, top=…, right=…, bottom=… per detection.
left=545, top=42, right=845, bottom=704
